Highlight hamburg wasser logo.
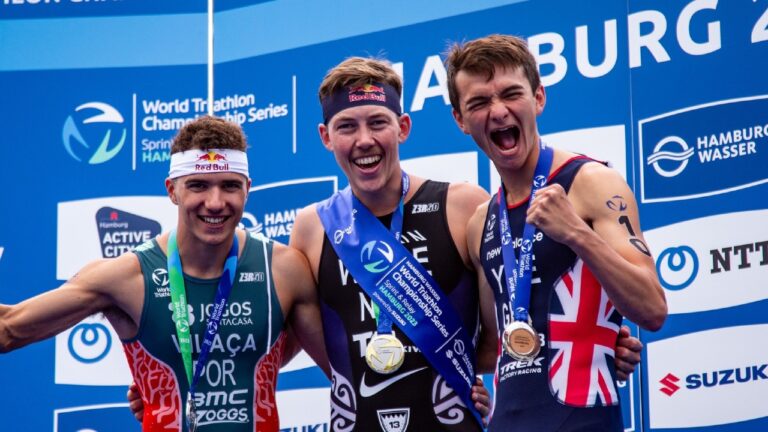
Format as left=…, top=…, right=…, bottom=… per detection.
left=656, top=246, right=698, bottom=291
left=638, top=95, right=768, bottom=203
left=361, top=240, right=395, bottom=273
left=62, top=102, right=127, bottom=164
left=96, top=207, right=161, bottom=258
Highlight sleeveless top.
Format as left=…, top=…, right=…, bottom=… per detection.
left=317, top=181, right=482, bottom=432
left=480, top=157, right=623, bottom=431
left=123, top=232, right=285, bottom=432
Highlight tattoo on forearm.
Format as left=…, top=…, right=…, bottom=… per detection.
left=618, top=216, right=651, bottom=256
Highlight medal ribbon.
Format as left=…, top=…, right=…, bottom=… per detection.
left=498, top=142, right=553, bottom=323
left=167, top=230, right=238, bottom=428
left=317, top=172, right=483, bottom=427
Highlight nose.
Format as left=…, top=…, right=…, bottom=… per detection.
left=205, top=187, right=226, bottom=212
left=489, top=98, right=509, bottom=123
left=356, top=125, right=376, bottom=148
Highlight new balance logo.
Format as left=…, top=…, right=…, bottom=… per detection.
left=411, top=203, right=439, bottom=214
left=239, top=272, right=265, bottom=283
left=660, top=373, right=681, bottom=396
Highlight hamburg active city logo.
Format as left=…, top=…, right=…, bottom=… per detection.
left=361, top=240, right=395, bottom=273
left=62, top=102, right=127, bottom=164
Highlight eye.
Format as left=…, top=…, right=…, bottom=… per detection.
left=186, top=182, right=206, bottom=191
left=336, top=122, right=355, bottom=132
left=223, top=182, right=243, bottom=192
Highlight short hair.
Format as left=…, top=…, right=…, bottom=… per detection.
left=318, top=56, right=403, bottom=102
left=171, top=115, right=247, bottom=154
left=445, top=34, right=541, bottom=112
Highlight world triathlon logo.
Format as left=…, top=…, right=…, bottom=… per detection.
left=62, top=102, right=127, bottom=164
left=656, top=245, right=699, bottom=291
left=361, top=240, right=395, bottom=273
left=68, top=322, right=112, bottom=364
left=646, top=136, right=695, bottom=178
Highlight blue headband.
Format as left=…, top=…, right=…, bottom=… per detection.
left=321, top=82, right=402, bottom=124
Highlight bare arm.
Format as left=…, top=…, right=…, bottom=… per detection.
left=466, top=201, right=500, bottom=374
left=272, top=242, right=330, bottom=378
left=0, top=253, right=142, bottom=352
left=526, top=162, right=667, bottom=330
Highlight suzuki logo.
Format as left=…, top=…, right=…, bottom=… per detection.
left=660, top=373, right=681, bottom=396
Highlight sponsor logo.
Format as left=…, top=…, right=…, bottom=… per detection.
left=54, top=403, right=134, bottom=432
left=194, top=151, right=230, bottom=172
left=348, top=84, right=386, bottom=103
left=377, top=408, right=410, bottom=432
left=239, top=272, right=265, bottom=283
left=647, top=324, right=768, bottom=428
left=68, top=322, right=112, bottom=364
left=239, top=212, right=264, bottom=235
left=644, top=210, right=768, bottom=314
left=638, top=95, right=768, bottom=203
left=656, top=246, right=698, bottom=291
left=95, top=207, right=161, bottom=258
left=62, top=102, right=127, bottom=165
left=533, top=174, right=548, bottom=188
left=659, top=373, right=681, bottom=396
left=361, top=240, right=394, bottom=273
left=605, top=195, right=628, bottom=212
left=169, top=302, right=196, bottom=327
left=360, top=367, right=428, bottom=398
left=411, top=202, right=439, bottom=214
left=152, top=268, right=170, bottom=298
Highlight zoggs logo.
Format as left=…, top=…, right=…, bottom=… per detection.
left=660, top=364, right=768, bottom=397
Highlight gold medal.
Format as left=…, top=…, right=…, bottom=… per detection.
left=365, top=332, right=405, bottom=374
left=186, top=392, right=198, bottom=432
left=503, top=321, right=541, bottom=360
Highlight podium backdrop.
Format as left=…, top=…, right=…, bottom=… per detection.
left=1, top=1, right=766, bottom=431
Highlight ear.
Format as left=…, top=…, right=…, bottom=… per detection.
left=318, top=123, right=333, bottom=151
left=452, top=108, right=470, bottom=135
left=535, top=85, right=546, bottom=115
left=165, top=178, right=179, bottom=205
left=397, top=113, right=412, bottom=142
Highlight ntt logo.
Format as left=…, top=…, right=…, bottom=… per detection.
left=656, top=246, right=698, bottom=291
left=646, top=136, right=695, bottom=178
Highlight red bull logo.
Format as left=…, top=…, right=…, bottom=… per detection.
left=196, top=151, right=228, bottom=162
left=348, top=83, right=386, bottom=103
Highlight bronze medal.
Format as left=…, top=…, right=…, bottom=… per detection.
left=503, top=321, right=541, bottom=360
left=365, top=332, right=405, bottom=374
left=186, top=392, right=198, bottom=432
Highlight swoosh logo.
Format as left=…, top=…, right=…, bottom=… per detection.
left=359, top=367, right=428, bottom=398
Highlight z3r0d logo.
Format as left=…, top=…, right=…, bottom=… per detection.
left=62, top=102, right=127, bottom=164
left=361, top=240, right=394, bottom=273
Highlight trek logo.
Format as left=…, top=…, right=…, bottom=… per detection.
left=361, top=240, right=394, bottom=273
left=662, top=364, right=768, bottom=396
left=659, top=373, right=681, bottom=396
left=62, top=101, right=127, bottom=165
left=377, top=408, right=410, bottom=432
left=638, top=95, right=768, bottom=203
left=411, top=202, right=439, bottom=214
left=656, top=246, right=698, bottom=291
left=96, top=207, right=161, bottom=258
left=239, top=272, right=265, bottom=283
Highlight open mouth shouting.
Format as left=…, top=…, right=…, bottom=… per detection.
left=490, top=125, right=521, bottom=151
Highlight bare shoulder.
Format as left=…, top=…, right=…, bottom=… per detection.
left=571, top=161, right=637, bottom=220
left=70, top=252, right=142, bottom=294
left=447, top=182, right=491, bottom=208
left=291, top=204, right=323, bottom=246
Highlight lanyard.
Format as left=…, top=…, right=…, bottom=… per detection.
left=167, top=230, right=238, bottom=396
left=498, top=142, right=553, bottom=322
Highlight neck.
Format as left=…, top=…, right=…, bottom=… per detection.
left=352, top=170, right=418, bottom=217
left=173, top=231, right=237, bottom=279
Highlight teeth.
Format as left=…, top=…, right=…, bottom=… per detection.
left=355, top=155, right=381, bottom=166
left=202, top=216, right=225, bottom=224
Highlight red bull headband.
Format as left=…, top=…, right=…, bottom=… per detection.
left=321, top=82, right=402, bottom=124
left=168, top=148, right=249, bottom=179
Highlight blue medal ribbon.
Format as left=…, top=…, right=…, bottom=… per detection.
left=498, top=142, right=553, bottom=324
left=167, top=230, right=238, bottom=429
left=316, top=173, right=483, bottom=427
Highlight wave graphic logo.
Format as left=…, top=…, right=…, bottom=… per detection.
left=68, top=322, right=112, bottom=364
left=361, top=240, right=394, bottom=274
left=659, top=373, right=681, bottom=396
left=656, top=246, right=698, bottom=291
left=62, top=102, right=126, bottom=164
left=646, top=136, right=695, bottom=178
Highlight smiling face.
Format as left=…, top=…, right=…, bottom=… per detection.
left=452, top=64, right=545, bottom=176
left=319, top=105, right=411, bottom=202
left=166, top=171, right=250, bottom=247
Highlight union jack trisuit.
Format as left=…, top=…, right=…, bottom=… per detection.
left=479, top=156, right=623, bottom=432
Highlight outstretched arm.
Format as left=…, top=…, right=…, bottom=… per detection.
left=526, top=162, right=667, bottom=330
left=0, top=254, right=140, bottom=352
